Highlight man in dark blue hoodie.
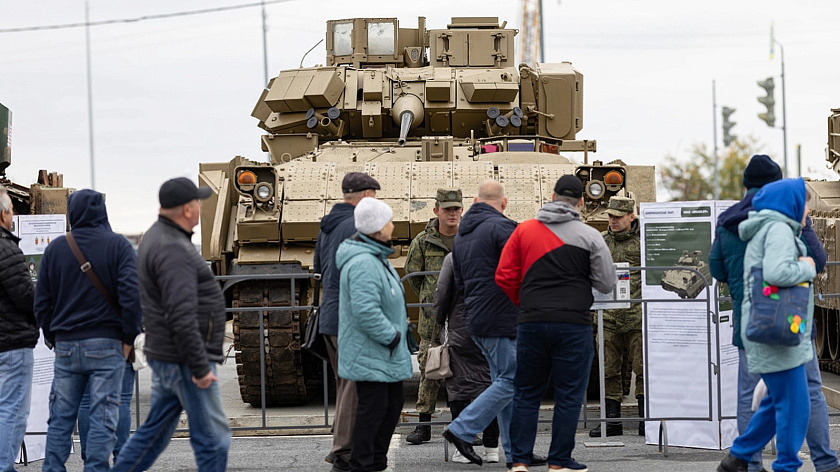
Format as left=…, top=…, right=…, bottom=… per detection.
left=710, top=155, right=839, bottom=472
left=313, top=172, right=379, bottom=472
left=34, top=189, right=142, bottom=472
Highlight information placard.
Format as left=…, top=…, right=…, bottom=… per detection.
left=640, top=201, right=738, bottom=450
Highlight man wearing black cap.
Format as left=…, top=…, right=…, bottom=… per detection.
left=313, top=172, right=379, bottom=472
left=112, top=177, right=230, bottom=472
left=710, top=156, right=839, bottom=472
left=497, top=175, right=615, bottom=472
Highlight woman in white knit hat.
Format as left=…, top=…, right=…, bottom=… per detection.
left=335, top=197, right=412, bottom=472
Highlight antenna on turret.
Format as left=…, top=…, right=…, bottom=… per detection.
left=299, top=39, right=324, bottom=68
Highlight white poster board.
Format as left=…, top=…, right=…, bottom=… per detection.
left=16, top=214, right=66, bottom=463
left=592, top=262, right=631, bottom=310
left=640, top=201, right=738, bottom=450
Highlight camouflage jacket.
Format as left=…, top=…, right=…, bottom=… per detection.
left=602, top=219, right=641, bottom=321
left=405, top=218, right=451, bottom=321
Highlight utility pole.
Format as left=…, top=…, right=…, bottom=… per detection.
left=712, top=80, right=719, bottom=200
left=770, top=23, right=789, bottom=177
left=85, top=1, right=95, bottom=190
left=261, top=0, right=270, bottom=161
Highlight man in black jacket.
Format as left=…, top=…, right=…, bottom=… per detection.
left=443, top=180, right=547, bottom=468
left=313, top=172, right=379, bottom=472
left=34, top=189, right=142, bottom=472
left=112, top=178, right=230, bottom=472
left=0, top=185, right=37, bottom=472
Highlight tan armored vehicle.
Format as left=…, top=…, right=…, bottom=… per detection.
left=659, top=250, right=711, bottom=299
left=198, top=17, right=656, bottom=406
left=808, top=108, right=840, bottom=366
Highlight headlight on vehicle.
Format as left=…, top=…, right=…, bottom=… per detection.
left=586, top=181, right=604, bottom=200
left=255, top=183, right=273, bottom=203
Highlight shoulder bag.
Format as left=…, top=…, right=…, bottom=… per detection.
left=745, top=243, right=811, bottom=346
left=302, top=275, right=329, bottom=362
left=425, top=322, right=452, bottom=380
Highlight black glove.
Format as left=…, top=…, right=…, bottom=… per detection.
left=387, top=331, right=402, bottom=356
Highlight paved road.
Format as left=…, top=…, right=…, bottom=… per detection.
left=20, top=428, right=834, bottom=472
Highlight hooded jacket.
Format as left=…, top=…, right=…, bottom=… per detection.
left=433, top=253, right=490, bottom=401
left=451, top=202, right=519, bottom=339
left=34, top=190, right=141, bottom=345
left=738, top=178, right=816, bottom=374
left=336, top=234, right=412, bottom=383
left=0, top=225, right=38, bottom=352
left=138, top=216, right=226, bottom=379
left=710, top=188, right=825, bottom=348
left=496, top=201, right=616, bottom=325
left=313, top=202, right=356, bottom=336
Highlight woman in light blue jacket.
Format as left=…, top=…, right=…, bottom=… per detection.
left=718, top=178, right=816, bottom=472
left=337, top=197, right=412, bottom=472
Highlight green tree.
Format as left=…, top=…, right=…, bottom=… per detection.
left=658, top=137, right=767, bottom=201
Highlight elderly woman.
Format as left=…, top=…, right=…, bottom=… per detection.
left=336, top=197, right=412, bottom=472
left=718, top=178, right=816, bottom=472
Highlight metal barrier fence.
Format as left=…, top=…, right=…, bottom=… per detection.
left=21, top=262, right=840, bottom=461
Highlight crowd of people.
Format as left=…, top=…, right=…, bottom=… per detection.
left=1, top=154, right=838, bottom=472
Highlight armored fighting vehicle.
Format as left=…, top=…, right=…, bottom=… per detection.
left=198, top=17, right=656, bottom=406
left=660, top=250, right=711, bottom=299
left=807, top=108, right=840, bottom=368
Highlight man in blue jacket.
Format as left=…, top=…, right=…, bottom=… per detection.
left=710, top=155, right=839, bottom=472
left=443, top=180, right=546, bottom=468
left=313, top=172, right=379, bottom=472
left=34, top=190, right=142, bottom=472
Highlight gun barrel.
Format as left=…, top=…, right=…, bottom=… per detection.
left=397, top=111, right=413, bottom=147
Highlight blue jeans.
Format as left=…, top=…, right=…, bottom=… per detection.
left=112, top=359, right=230, bottom=472
left=447, top=336, right=516, bottom=460
left=737, top=346, right=839, bottom=472
left=731, top=365, right=810, bottom=472
left=79, top=361, right=135, bottom=462
left=510, top=322, right=592, bottom=467
left=0, top=348, right=34, bottom=472
left=43, top=338, right=125, bottom=472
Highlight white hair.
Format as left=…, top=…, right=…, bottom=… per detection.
left=0, top=185, right=10, bottom=213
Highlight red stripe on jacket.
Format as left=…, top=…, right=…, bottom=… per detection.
left=495, top=219, right=564, bottom=306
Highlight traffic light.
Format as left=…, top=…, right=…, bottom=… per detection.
left=757, top=77, right=775, bottom=127
left=722, top=106, right=736, bottom=146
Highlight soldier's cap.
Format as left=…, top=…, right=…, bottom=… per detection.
left=159, top=177, right=212, bottom=209
left=435, top=188, right=463, bottom=208
left=605, top=196, right=636, bottom=217
left=341, top=172, right=381, bottom=194
left=554, top=175, right=583, bottom=199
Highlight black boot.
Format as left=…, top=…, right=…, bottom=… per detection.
left=406, top=414, right=432, bottom=444
left=589, top=399, right=623, bottom=437
left=637, top=396, right=645, bottom=436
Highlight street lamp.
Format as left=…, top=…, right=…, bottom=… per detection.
left=770, top=23, right=789, bottom=177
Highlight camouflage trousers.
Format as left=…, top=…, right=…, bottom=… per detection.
left=415, top=311, right=441, bottom=414
left=603, top=327, right=643, bottom=402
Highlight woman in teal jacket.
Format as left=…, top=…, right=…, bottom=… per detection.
left=718, top=178, right=816, bottom=472
left=336, top=197, right=412, bottom=472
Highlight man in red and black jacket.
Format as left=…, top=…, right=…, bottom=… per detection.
left=497, top=175, right=615, bottom=472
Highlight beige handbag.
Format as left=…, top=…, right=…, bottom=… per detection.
left=424, top=323, right=452, bottom=380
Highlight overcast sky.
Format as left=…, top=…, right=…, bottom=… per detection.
left=3, top=0, right=839, bottom=234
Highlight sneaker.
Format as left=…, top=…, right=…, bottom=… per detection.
left=551, top=461, right=588, bottom=471
left=717, top=454, right=748, bottom=472
left=483, top=447, right=500, bottom=463
left=325, top=452, right=335, bottom=464
left=451, top=451, right=471, bottom=464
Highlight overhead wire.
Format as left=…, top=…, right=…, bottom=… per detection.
left=0, top=0, right=294, bottom=33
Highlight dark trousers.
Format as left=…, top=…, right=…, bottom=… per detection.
left=350, top=381, right=404, bottom=472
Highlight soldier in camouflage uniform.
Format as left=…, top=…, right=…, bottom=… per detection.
left=404, top=189, right=463, bottom=444
left=590, top=196, right=644, bottom=438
